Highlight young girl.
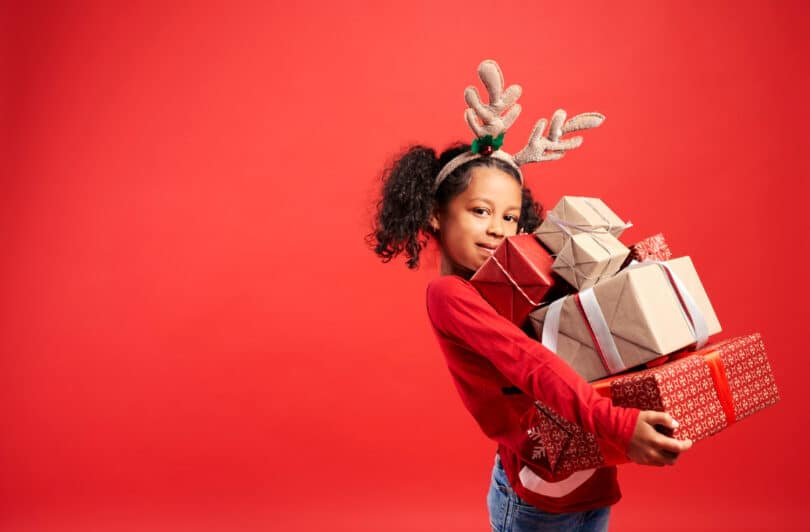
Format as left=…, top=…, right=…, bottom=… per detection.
left=369, top=61, right=692, bottom=532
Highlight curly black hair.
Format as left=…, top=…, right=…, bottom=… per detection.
left=367, top=143, right=543, bottom=269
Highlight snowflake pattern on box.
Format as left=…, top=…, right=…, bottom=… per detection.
left=525, top=401, right=605, bottom=478
left=630, top=233, right=672, bottom=262
left=709, top=333, right=780, bottom=421
left=609, top=355, right=727, bottom=441
left=521, top=334, right=779, bottom=478
left=608, top=333, right=780, bottom=442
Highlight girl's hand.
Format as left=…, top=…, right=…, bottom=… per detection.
left=626, top=410, right=693, bottom=467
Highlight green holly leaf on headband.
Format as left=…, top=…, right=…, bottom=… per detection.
left=471, top=132, right=505, bottom=154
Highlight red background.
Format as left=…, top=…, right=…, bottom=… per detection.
left=3, top=1, right=809, bottom=530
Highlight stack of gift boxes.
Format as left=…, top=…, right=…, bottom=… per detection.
left=470, top=196, right=780, bottom=478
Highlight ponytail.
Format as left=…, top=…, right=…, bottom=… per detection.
left=369, top=145, right=441, bottom=269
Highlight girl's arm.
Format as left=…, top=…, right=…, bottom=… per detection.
left=426, top=275, right=640, bottom=459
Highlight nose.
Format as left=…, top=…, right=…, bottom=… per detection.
left=487, top=216, right=505, bottom=238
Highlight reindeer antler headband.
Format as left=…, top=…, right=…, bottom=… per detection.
left=433, top=60, right=605, bottom=191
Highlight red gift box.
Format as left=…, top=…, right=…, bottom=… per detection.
left=629, top=233, right=672, bottom=262
left=470, top=234, right=555, bottom=325
left=524, top=333, right=779, bottom=476
left=593, top=333, right=780, bottom=443
left=520, top=401, right=623, bottom=480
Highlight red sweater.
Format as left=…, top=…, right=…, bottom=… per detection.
left=425, top=275, right=641, bottom=514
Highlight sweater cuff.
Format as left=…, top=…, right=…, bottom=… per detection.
left=617, top=407, right=641, bottom=457
left=596, top=406, right=640, bottom=466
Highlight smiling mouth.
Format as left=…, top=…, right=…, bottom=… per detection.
left=476, top=243, right=498, bottom=253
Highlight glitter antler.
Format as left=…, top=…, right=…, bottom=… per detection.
left=513, top=110, right=605, bottom=165
left=463, top=60, right=523, bottom=141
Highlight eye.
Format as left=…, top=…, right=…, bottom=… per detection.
left=472, top=207, right=491, bottom=216
left=504, top=214, right=520, bottom=223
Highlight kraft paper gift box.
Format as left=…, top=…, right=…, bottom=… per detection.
left=528, top=256, right=722, bottom=382
left=592, top=333, right=780, bottom=444
left=470, top=234, right=555, bottom=325
left=523, top=333, right=780, bottom=477
left=534, top=196, right=631, bottom=254
left=553, top=232, right=630, bottom=290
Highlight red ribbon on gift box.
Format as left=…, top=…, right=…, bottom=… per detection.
left=671, top=349, right=737, bottom=425
left=706, top=353, right=737, bottom=425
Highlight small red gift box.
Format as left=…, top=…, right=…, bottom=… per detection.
left=520, top=401, right=626, bottom=480
left=620, top=233, right=672, bottom=270
left=470, top=234, right=555, bottom=325
left=629, top=233, right=672, bottom=263
left=593, top=333, right=780, bottom=443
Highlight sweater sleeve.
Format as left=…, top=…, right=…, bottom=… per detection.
left=426, top=275, right=640, bottom=458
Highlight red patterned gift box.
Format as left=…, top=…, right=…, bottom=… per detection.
left=593, top=333, right=780, bottom=443
left=620, top=233, right=672, bottom=270
left=629, top=233, right=672, bottom=263
left=519, top=401, right=606, bottom=480
left=470, top=234, right=555, bottom=325
left=522, top=333, right=779, bottom=477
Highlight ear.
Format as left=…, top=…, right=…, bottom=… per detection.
left=428, top=211, right=440, bottom=232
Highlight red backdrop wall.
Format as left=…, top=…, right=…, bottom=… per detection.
left=3, top=1, right=809, bottom=530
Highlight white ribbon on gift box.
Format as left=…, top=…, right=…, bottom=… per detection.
left=541, top=298, right=565, bottom=353
left=540, top=260, right=709, bottom=375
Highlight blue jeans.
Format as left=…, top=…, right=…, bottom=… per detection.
left=487, top=453, right=611, bottom=532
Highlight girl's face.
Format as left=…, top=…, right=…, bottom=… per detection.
left=430, top=165, right=523, bottom=278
